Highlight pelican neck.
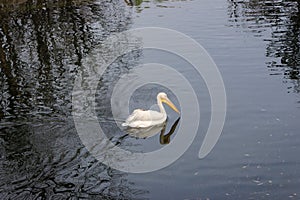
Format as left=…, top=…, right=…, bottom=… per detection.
left=157, top=97, right=166, bottom=114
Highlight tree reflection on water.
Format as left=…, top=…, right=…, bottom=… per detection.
left=227, top=0, right=300, bottom=93
left=0, top=0, right=147, bottom=199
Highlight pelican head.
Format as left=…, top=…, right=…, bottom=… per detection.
left=157, top=92, right=180, bottom=114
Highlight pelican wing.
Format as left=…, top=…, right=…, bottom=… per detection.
left=122, top=109, right=166, bottom=128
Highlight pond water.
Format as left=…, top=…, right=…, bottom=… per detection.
left=0, top=0, right=299, bottom=199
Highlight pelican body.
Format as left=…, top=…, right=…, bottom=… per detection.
left=122, top=92, right=180, bottom=128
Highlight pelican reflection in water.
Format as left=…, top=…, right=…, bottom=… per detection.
left=125, top=117, right=181, bottom=144
left=122, top=92, right=180, bottom=128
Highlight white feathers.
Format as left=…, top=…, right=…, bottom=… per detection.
left=122, top=109, right=167, bottom=128
left=122, top=92, right=179, bottom=128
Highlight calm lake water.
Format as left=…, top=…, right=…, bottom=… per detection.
left=0, top=0, right=300, bottom=199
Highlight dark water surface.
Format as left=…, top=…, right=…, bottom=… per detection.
left=0, top=0, right=300, bottom=199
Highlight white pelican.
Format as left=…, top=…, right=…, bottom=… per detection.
left=122, top=92, right=180, bottom=128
